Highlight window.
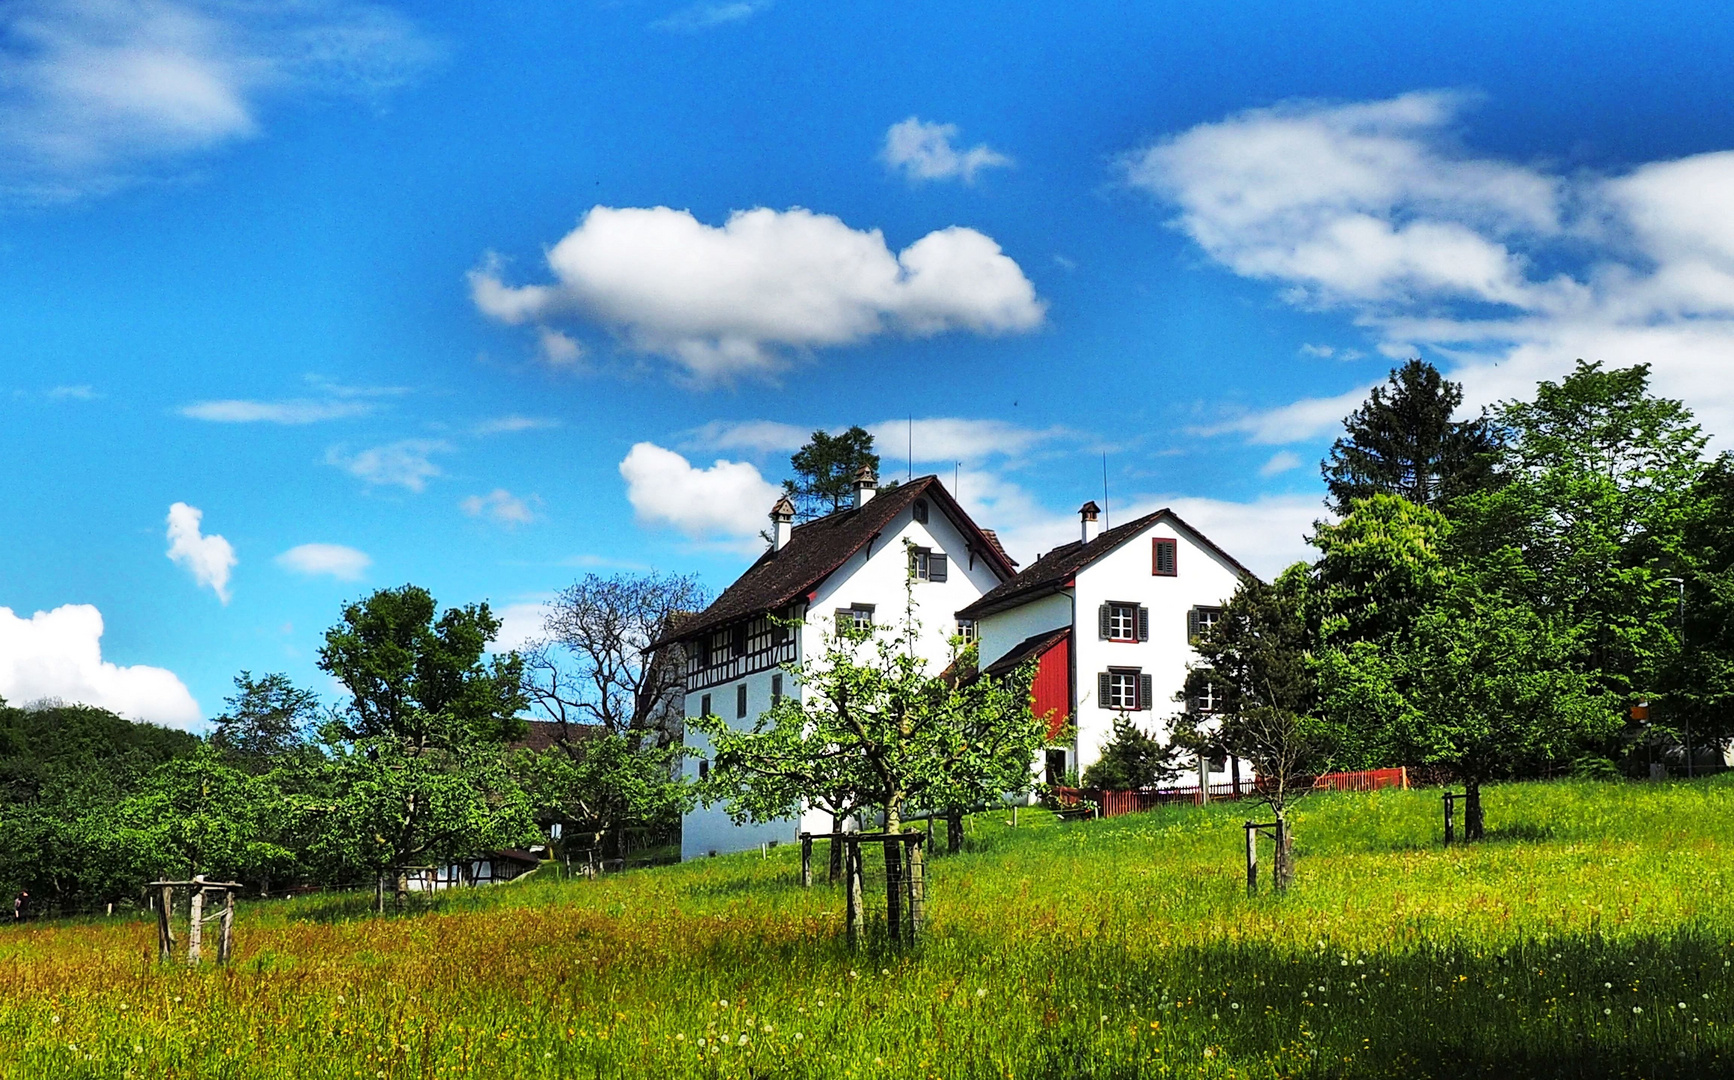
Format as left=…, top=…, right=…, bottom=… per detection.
left=836, top=604, right=875, bottom=631
left=912, top=498, right=929, bottom=524
left=771, top=673, right=783, bottom=705
left=735, top=683, right=748, bottom=719
left=731, top=622, right=749, bottom=657
left=1098, top=602, right=1149, bottom=642
left=955, top=618, right=977, bottom=644
left=698, top=758, right=710, bottom=780
left=699, top=693, right=712, bottom=719
left=1187, top=605, right=1224, bottom=642
left=1191, top=679, right=1224, bottom=714
left=909, top=546, right=949, bottom=582
left=1097, top=669, right=1150, bottom=711
left=1153, top=537, right=1178, bottom=577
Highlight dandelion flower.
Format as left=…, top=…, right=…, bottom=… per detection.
left=1605, top=1009, right=1612, bottom=1015
left=1679, top=1002, right=1688, bottom=1010
left=739, top=1034, right=749, bottom=1046
left=794, top=1033, right=804, bottom=1042
left=1230, top=1003, right=1240, bottom=1010
left=1634, top=1007, right=1644, bottom=1014
left=976, top=988, right=987, bottom=998
left=1606, top=983, right=1613, bottom=989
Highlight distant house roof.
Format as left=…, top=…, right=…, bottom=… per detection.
left=956, top=508, right=1255, bottom=621
left=512, top=720, right=606, bottom=754
left=661, top=475, right=1018, bottom=647
left=981, top=627, right=1070, bottom=680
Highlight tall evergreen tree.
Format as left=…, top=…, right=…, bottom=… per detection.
left=784, top=426, right=880, bottom=520
left=1322, top=360, right=1498, bottom=514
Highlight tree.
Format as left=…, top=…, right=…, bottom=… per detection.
left=1178, top=566, right=1327, bottom=889
left=212, top=672, right=321, bottom=773
left=784, top=426, right=880, bottom=520
left=529, top=572, right=712, bottom=749
left=1667, top=455, right=1734, bottom=754
left=1310, top=494, right=1451, bottom=647
left=695, top=605, right=1041, bottom=837
left=318, top=585, right=527, bottom=750
left=1322, top=359, right=1498, bottom=515
left=514, top=734, right=692, bottom=864
left=1080, top=717, right=1180, bottom=791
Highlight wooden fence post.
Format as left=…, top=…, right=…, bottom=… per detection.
left=907, top=836, right=925, bottom=940
left=800, top=833, right=812, bottom=888
left=845, top=838, right=863, bottom=947
left=157, top=885, right=174, bottom=962
left=1443, top=792, right=1456, bottom=846
left=187, top=878, right=205, bottom=967
left=1244, top=821, right=1258, bottom=896
left=884, top=838, right=904, bottom=945
left=947, top=808, right=963, bottom=855
left=218, top=889, right=235, bottom=965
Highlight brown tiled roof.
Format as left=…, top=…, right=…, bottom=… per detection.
left=982, top=627, right=1070, bottom=679
left=979, top=529, right=1018, bottom=568
left=956, top=508, right=1256, bottom=620
left=512, top=720, right=606, bottom=754
left=662, top=475, right=1017, bottom=647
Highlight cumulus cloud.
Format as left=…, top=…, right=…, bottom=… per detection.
left=882, top=117, right=1012, bottom=184
left=180, top=398, right=372, bottom=423
left=488, top=600, right=549, bottom=653
left=618, top=442, right=782, bottom=543
left=0, top=0, right=437, bottom=202
left=651, top=0, right=771, bottom=31
left=165, top=501, right=235, bottom=603
left=1131, top=90, right=1734, bottom=446
left=326, top=439, right=448, bottom=491
left=0, top=603, right=201, bottom=727
left=275, top=542, right=370, bottom=581
left=461, top=488, right=539, bottom=526
left=469, top=205, right=1044, bottom=381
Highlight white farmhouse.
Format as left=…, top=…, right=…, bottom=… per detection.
left=665, top=468, right=1017, bottom=859
left=955, top=501, right=1254, bottom=790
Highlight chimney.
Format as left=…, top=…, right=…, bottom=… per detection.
left=770, top=495, right=795, bottom=552
left=852, top=464, right=878, bottom=509
left=1079, top=500, right=1101, bottom=544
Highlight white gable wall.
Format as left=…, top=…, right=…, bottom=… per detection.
left=1071, top=519, right=1245, bottom=780
left=975, top=591, right=1073, bottom=672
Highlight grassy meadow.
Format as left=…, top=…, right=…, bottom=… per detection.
left=2, top=778, right=1732, bottom=1079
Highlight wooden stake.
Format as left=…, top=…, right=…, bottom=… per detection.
left=218, top=889, right=235, bottom=965
left=157, top=885, right=174, bottom=963
left=187, top=878, right=205, bottom=967
left=1443, top=792, right=1456, bottom=846
left=907, top=836, right=926, bottom=940
left=800, top=833, right=812, bottom=888
left=845, top=839, right=863, bottom=947
left=947, top=808, right=962, bottom=855
left=1244, top=821, right=1258, bottom=896
left=884, top=838, right=904, bottom=945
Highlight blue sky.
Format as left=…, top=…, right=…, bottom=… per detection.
left=4, top=0, right=1734, bottom=727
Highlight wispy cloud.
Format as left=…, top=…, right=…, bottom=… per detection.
left=651, top=0, right=772, bottom=32
left=474, top=415, right=560, bottom=436
left=882, top=117, right=1012, bottom=184
left=46, top=384, right=96, bottom=400
left=461, top=488, right=539, bottom=526
left=181, top=398, right=373, bottom=424
left=276, top=542, right=371, bottom=581
left=326, top=439, right=449, bottom=491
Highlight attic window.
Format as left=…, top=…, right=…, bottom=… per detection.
left=1153, top=538, right=1178, bottom=577
left=912, top=499, right=929, bottom=524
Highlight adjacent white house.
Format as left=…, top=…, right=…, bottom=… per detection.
left=665, top=469, right=1018, bottom=860
left=956, top=501, right=1253, bottom=790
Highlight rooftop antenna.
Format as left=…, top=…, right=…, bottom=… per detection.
left=907, top=415, right=913, bottom=482
left=953, top=461, right=960, bottom=500
left=1101, top=452, right=1110, bottom=529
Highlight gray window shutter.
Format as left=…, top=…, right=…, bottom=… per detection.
left=700, top=694, right=711, bottom=718
left=1139, top=673, right=1154, bottom=711
left=736, top=683, right=748, bottom=718
left=1187, top=608, right=1199, bottom=640
left=1098, top=671, right=1111, bottom=705
left=1098, top=604, right=1111, bottom=639
left=1138, top=606, right=1150, bottom=641
left=930, top=553, right=948, bottom=582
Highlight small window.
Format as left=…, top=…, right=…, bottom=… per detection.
left=912, top=499, right=929, bottom=524
left=1188, top=605, right=1224, bottom=642
left=1099, top=602, right=1148, bottom=642
left=731, top=623, right=749, bottom=657
left=699, top=693, right=712, bottom=718
left=698, top=758, right=710, bottom=780
left=771, top=673, right=783, bottom=705
left=1101, top=669, right=1141, bottom=711
left=835, top=604, right=875, bottom=631
left=955, top=618, right=977, bottom=644
left=908, top=547, right=949, bottom=582
left=1191, top=679, right=1224, bottom=714
left=735, top=683, right=748, bottom=719
left=1153, top=538, right=1178, bottom=577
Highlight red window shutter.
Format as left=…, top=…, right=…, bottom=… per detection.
left=1153, top=538, right=1177, bottom=576
left=1139, top=673, right=1154, bottom=711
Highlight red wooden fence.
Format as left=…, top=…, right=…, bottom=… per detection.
left=1055, top=767, right=1409, bottom=819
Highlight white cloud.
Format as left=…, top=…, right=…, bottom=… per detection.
left=275, top=542, right=370, bottom=581
left=882, top=117, right=1012, bottom=184
left=461, top=488, right=539, bottom=526
left=1133, top=91, right=1734, bottom=447
left=686, top=416, right=1065, bottom=462
left=0, top=603, right=201, bottom=727
left=165, top=501, right=235, bottom=603
left=46, top=384, right=95, bottom=399
left=0, top=0, right=437, bottom=202
left=327, top=439, right=448, bottom=491
left=180, top=398, right=372, bottom=423
left=474, top=415, right=560, bottom=435
left=651, top=0, right=772, bottom=31
left=469, top=205, right=1044, bottom=381
left=618, top=442, right=782, bottom=543
left=1195, top=383, right=1375, bottom=445
left=1259, top=450, right=1304, bottom=477
left=684, top=419, right=811, bottom=454
left=488, top=600, right=549, bottom=653
left=537, top=326, right=583, bottom=366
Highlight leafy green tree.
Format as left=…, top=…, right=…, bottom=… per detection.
left=1179, top=566, right=1327, bottom=888
left=784, top=426, right=880, bottom=520
left=212, top=672, right=321, bottom=773
left=696, top=609, right=1041, bottom=836
left=1663, top=454, right=1734, bottom=757
left=1311, top=494, right=1451, bottom=647
left=514, top=735, right=693, bottom=863
left=1322, top=360, right=1499, bottom=515
left=1081, top=717, right=1179, bottom=790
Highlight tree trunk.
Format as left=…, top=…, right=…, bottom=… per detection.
left=394, top=869, right=409, bottom=908
left=946, top=807, right=963, bottom=855
left=1273, top=814, right=1294, bottom=892
left=1464, top=779, right=1485, bottom=841
left=884, top=798, right=902, bottom=835
left=828, top=811, right=843, bottom=883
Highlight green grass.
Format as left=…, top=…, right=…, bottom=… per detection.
left=2, top=778, right=1732, bottom=1078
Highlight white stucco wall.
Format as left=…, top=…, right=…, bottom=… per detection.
left=975, top=591, right=1073, bottom=670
